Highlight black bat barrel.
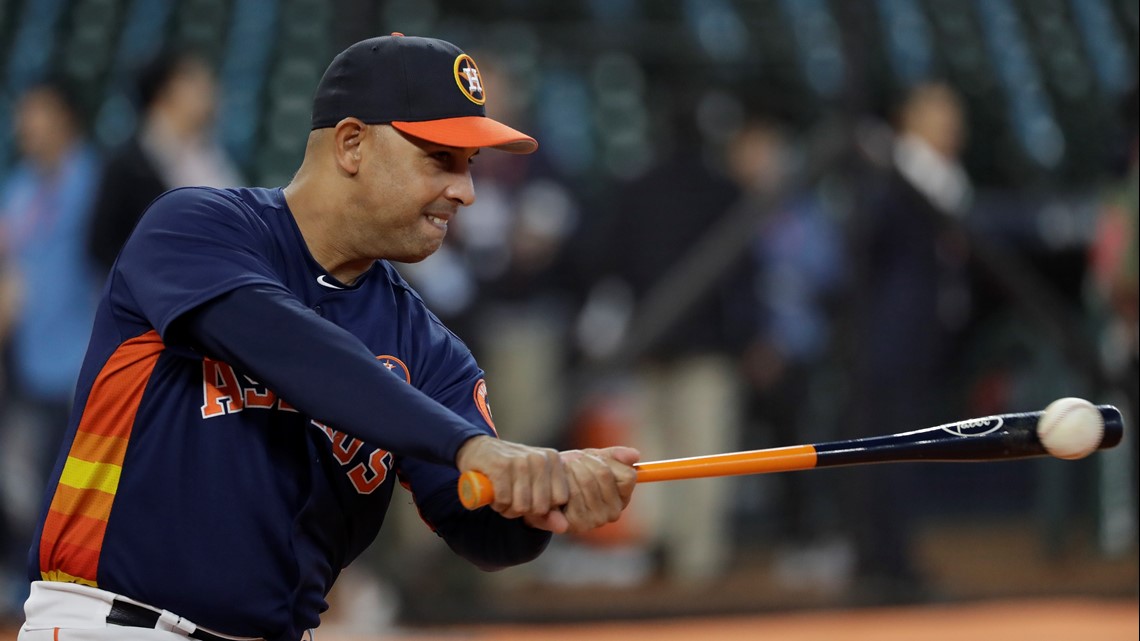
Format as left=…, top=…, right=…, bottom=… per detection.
left=815, top=405, right=1124, bottom=468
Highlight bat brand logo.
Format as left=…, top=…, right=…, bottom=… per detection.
left=941, top=416, right=1004, bottom=437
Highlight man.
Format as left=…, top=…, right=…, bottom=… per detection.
left=19, top=34, right=638, bottom=641
left=845, top=81, right=972, bottom=600
left=592, top=108, right=747, bottom=583
left=1, top=78, right=101, bottom=618
left=87, top=48, right=242, bottom=275
left=730, top=118, right=844, bottom=561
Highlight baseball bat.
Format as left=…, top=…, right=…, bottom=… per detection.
left=458, top=404, right=1124, bottom=510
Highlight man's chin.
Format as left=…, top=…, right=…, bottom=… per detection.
left=390, top=243, right=442, bottom=264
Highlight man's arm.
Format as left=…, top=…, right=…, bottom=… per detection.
left=178, top=281, right=638, bottom=548
left=407, top=475, right=554, bottom=572
left=176, top=283, right=570, bottom=515
left=397, top=444, right=639, bottom=570
left=0, top=266, right=20, bottom=346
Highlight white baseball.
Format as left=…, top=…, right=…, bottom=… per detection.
left=1037, top=397, right=1104, bottom=460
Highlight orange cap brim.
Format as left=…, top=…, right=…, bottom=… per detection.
left=392, top=116, right=537, bottom=154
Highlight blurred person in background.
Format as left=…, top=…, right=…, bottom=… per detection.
left=0, top=231, right=17, bottom=625
left=729, top=119, right=848, bottom=582
left=0, top=78, right=101, bottom=620
left=586, top=109, right=752, bottom=583
left=1089, top=88, right=1139, bottom=533
left=87, top=48, right=241, bottom=276
left=845, top=81, right=973, bottom=600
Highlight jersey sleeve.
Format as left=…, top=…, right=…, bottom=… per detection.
left=396, top=314, right=552, bottom=570
left=112, top=187, right=282, bottom=339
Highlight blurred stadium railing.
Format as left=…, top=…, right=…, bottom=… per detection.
left=1, top=0, right=1135, bottom=186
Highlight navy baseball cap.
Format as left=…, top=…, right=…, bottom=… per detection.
left=311, top=33, right=537, bottom=154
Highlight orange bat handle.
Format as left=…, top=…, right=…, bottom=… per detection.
left=458, top=470, right=496, bottom=510
left=458, top=445, right=818, bottom=510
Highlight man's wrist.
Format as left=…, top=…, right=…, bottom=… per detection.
left=454, top=433, right=490, bottom=468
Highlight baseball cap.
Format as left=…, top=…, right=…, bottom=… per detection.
left=311, top=33, right=537, bottom=154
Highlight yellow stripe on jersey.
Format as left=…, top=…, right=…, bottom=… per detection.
left=39, top=330, right=166, bottom=589
left=59, top=457, right=122, bottom=495
left=40, top=568, right=99, bottom=587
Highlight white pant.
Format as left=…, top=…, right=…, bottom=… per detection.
left=632, top=355, right=741, bottom=582
left=18, top=581, right=262, bottom=641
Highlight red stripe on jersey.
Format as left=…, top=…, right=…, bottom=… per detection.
left=40, top=513, right=105, bottom=581
left=39, top=330, right=164, bottom=586
left=43, top=511, right=107, bottom=553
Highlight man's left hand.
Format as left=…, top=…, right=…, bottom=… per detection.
left=523, top=446, right=640, bottom=534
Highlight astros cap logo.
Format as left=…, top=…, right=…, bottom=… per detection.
left=453, top=54, right=486, bottom=105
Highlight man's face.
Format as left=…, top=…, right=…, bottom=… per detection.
left=15, top=88, right=76, bottom=168
left=160, top=59, right=217, bottom=132
left=902, top=88, right=965, bottom=161
left=350, top=125, right=477, bottom=263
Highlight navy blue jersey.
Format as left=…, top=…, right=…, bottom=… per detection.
left=29, top=187, right=546, bottom=640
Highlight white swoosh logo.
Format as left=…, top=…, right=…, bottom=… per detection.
left=316, top=274, right=344, bottom=290
left=940, top=416, right=1004, bottom=437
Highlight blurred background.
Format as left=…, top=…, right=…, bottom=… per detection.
left=0, top=0, right=1136, bottom=636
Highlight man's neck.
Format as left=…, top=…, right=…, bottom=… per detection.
left=283, top=178, right=374, bottom=285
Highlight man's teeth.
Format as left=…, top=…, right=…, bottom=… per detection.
left=427, top=215, right=447, bottom=225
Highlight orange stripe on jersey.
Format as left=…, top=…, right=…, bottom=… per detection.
left=39, top=330, right=164, bottom=587
left=47, top=483, right=115, bottom=520
left=78, top=331, right=165, bottom=439
left=68, top=430, right=129, bottom=466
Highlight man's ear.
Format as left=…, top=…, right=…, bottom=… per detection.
left=333, top=118, right=366, bottom=175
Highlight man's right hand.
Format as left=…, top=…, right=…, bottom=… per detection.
left=455, top=435, right=570, bottom=528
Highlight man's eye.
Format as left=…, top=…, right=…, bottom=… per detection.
left=430, top=150, right=474, bottom=166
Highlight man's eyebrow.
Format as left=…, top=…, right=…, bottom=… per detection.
left=426, top=145, right=479, bottom=155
